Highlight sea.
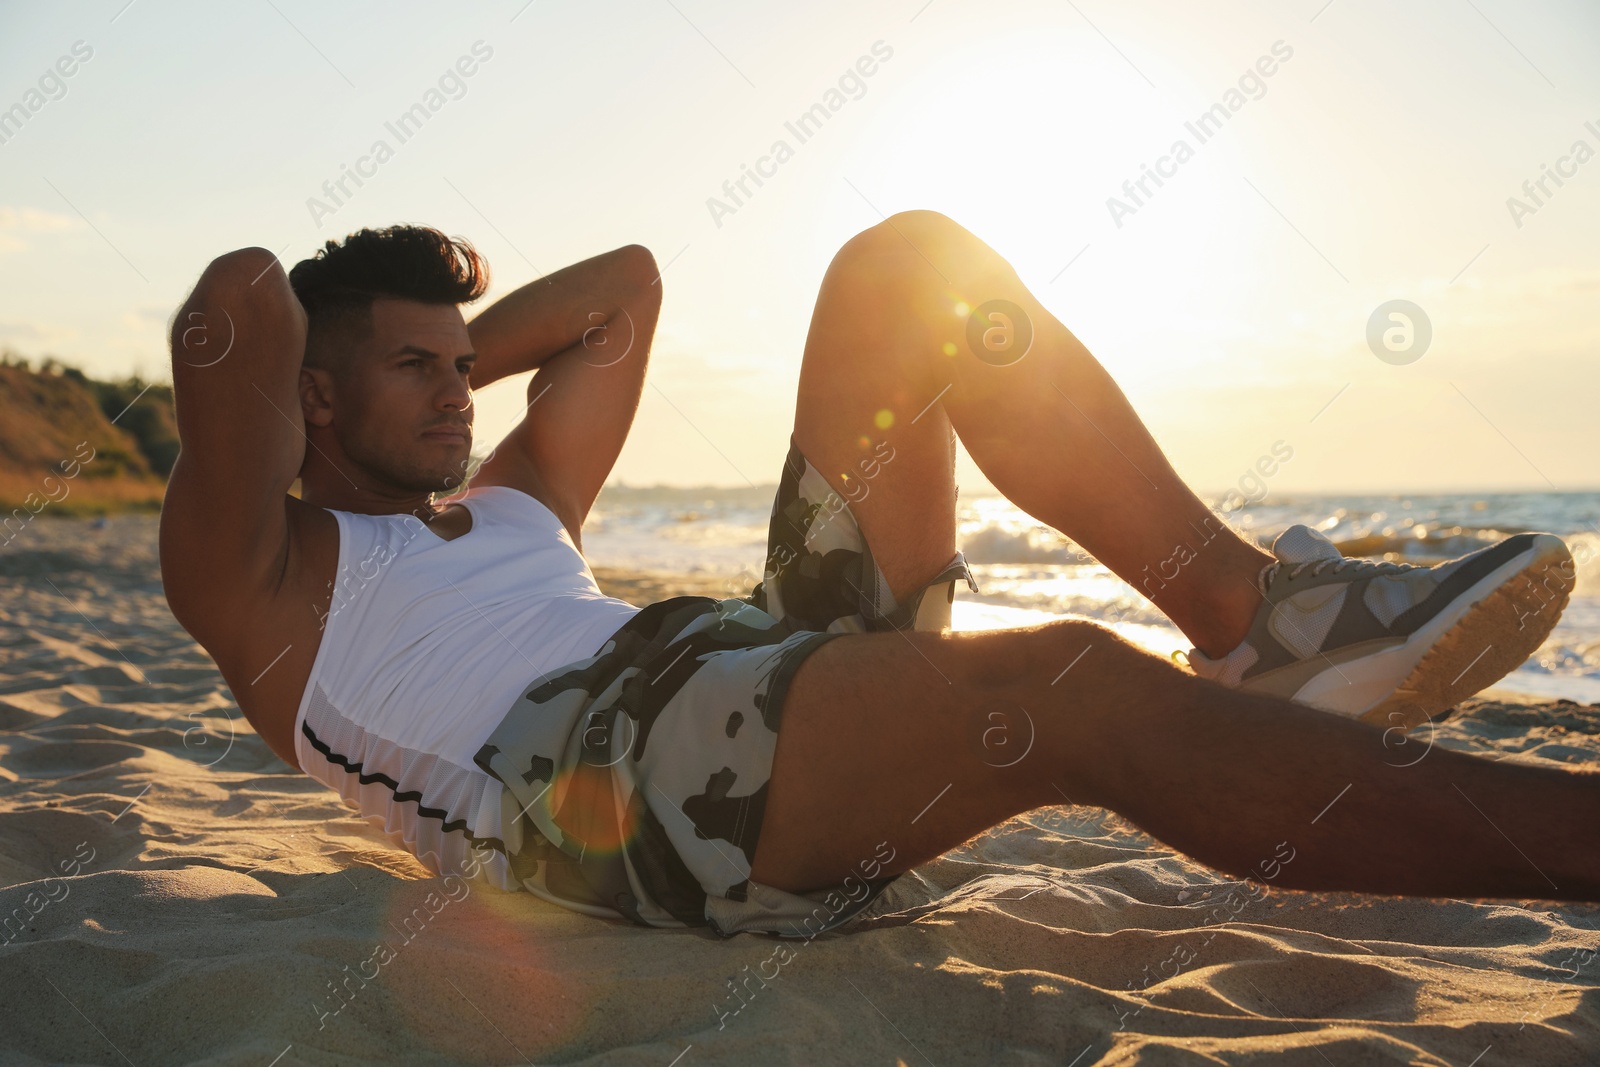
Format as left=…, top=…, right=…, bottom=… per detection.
left=583, top=486, right=1600, bottom=704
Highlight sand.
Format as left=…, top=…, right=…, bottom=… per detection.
left=4, top=514, right=1600, bottom=1066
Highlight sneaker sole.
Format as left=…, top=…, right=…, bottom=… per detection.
left=1327, top=535, right=1576, bottom=730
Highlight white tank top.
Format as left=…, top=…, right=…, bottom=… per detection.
left=292, top=484, right=642, bottom=894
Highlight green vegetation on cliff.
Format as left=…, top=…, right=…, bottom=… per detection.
left=0, top=352, right=178, bottom=514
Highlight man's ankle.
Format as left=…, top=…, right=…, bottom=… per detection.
left=1185, top=558, right=1272, bottom=660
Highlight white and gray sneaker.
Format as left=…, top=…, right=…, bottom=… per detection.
left=1186, top=525, right=1575, bottom=729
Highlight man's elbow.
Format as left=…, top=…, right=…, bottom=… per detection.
left=616, top=244, right=661, bottom=293
left=171, top=247, right=304, bottom=359
left=202, top=246, right=285, bottom=292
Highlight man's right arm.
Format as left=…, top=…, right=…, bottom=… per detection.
left=159, top=247, right=308, bottom=643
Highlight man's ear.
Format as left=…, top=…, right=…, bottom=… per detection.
left=300, top=365, right=335, bottom=428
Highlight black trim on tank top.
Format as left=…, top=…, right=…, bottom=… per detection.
left=300, top=719, right=510, bottom=856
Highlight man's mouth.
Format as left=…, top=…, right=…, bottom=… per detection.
left=422, top=426, right=470, bottom=442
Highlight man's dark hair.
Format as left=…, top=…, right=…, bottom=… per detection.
left=289, top=225, right=490, bottom=374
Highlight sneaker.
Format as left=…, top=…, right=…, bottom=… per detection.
left=1186, top=524, right=1575, bottom=729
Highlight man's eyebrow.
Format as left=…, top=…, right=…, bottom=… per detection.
left=392, top=345, right=477, bottom=361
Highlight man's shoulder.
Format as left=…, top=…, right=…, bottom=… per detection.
left=463, top=457, right=584, bottom=549
left=161, top=489, right=337, bottom=646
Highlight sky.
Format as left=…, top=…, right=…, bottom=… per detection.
left=1, top=0, right=1596, bottom=495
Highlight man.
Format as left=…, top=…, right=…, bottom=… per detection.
left=160, top=215, right=1590, bottom=940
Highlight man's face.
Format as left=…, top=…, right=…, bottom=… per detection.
left=322, top=297, right=476, bottom=495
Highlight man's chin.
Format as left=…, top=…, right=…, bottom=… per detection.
left=346, top=442, right=474, bottom=497
left=433, top=461, right=478, bottom=495
left=418, top=441, right=475, bottom=488
left=384, top=462, right=474, bottom=496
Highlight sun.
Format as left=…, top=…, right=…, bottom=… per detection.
left=839, top=24, right=1274, bottom=384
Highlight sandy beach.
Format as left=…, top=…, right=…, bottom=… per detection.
left=4, top=513, right=1600, bottom=1066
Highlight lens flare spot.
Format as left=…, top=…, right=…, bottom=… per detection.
left=375, top=884, right=589, bottom=1054
left=543, top=764, right=638, bottom=858
left=941, top=341, right=958, bottom=356
left=953, top=301, right=971, bottom=318
left=874, top=408, right=895, bottom=430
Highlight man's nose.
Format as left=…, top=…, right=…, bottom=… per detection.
left=439, top=372, right=473, bottom=414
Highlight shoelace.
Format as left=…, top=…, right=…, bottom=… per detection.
left=1263, top=556, right=1417, bottom=590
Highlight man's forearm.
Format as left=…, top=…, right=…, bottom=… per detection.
left=466, top=244, right=661, bottom=389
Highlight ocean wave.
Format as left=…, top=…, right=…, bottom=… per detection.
left=582, top=485, right=1600, bottom=696
left=958, top=525, right=1083, bottom=564
left=1318, top=527, right=1600, bottom=594
left=953, top=509, right=1600, bottom=593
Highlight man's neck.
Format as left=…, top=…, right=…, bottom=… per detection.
left=299, top=466, right=443, bottom=524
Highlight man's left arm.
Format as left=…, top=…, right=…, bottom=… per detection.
left=465, top=244, right=661, bottom=548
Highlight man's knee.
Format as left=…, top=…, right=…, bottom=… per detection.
left=825, top=209, right=965, bottom=279
left=844, top=209, right=1020, bottom=305
left=807, top=223, right=950, bottom=362
left=811, top=215, right=985, bottom=363
left=879, top=209, right=966, bottom=246
left=828, top=220, right=927, bottom=284
left=957, top=617, right=1117, bottom=691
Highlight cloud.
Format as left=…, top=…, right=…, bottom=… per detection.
left=0, top=207, right=81, bottom=253
left=0, top=207, right=78, bottom=232
left=0, top=320, right=80, bottom=351
left=0, top=321, right=44, bottom=343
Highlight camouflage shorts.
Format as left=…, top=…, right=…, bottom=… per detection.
left=471, top=434, right=977, bottom=938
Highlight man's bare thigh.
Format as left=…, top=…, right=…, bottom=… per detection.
left=750, top=619, right=1118, bottom=894
left=791, top=231, right=960, bottom=605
